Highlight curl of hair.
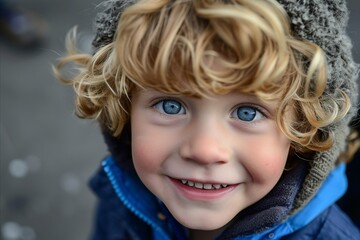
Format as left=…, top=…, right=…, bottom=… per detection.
left=54, top=0, right=350, bottom=153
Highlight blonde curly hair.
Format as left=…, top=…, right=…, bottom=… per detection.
left=54, top=0, right=350, bottom=154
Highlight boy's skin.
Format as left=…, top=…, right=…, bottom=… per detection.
left=131, top=77, right=291, bottom=238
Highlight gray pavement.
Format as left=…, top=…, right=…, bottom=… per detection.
left=0, top=1, right=359, bottom=240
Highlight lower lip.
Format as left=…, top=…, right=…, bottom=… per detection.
left=170, top=178, right=238, bottom=201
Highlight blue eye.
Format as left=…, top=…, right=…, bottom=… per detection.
left=232, top=106, right=264, bottom=122
left=154, top=99, right=185, bottom=115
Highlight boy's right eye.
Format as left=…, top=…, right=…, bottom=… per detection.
left=153, top=99, right=186, bottom=115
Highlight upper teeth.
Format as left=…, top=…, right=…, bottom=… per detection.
left=180, top=180, right=228, bottom=190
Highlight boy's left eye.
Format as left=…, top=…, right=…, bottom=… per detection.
left=153, top=99, right=186, bottom=115
left=231, top=106, right=265, bottom=122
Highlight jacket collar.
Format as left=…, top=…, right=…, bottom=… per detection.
left=219, top=162, right=307, bottom=238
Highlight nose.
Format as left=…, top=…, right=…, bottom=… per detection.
left=179, top=124, right=231, bottom=165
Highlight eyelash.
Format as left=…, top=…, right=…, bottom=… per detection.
left=151, top=98, right=269, bottom=122
left=151, top=98, right=186, bottom=116
left=230, top=104, right=268, bottom=123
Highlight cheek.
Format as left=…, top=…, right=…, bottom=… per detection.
left=131, top=112, right=150, bottom=166
left=262, top=155, right=287, bottom=179
left=131, top=136, right=160, bottom=171
left=132, top=140, right=149, bottom=167
left=131, top=124, right=175, bottom=172
left=245, top=135, right=290, bottom=183
left=131, top=112, right=159, bottom=170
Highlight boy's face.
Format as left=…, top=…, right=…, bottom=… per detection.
left=131, top=88, right=290, bottom=231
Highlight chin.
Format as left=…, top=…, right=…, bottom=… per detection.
left=176, top=216, right=230, bottom=231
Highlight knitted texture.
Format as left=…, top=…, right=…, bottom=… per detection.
left=277, top=0, right=359, bottom=214
left=91, top=0, right=359, bottom=217
left=93, top=0, right=135, bottom=49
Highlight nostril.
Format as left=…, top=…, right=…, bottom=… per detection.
left=179, top=140, right=230, bottom=165
left=179, top=123, right=231, bottom=165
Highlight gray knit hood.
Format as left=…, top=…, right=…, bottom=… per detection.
left=92, top=0, right=359, bottom=218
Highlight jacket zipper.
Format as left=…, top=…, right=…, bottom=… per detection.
left=103, top=158, right=171, bottom=240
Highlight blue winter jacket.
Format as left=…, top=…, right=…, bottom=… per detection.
left=89, top=155, right=360, bottom=240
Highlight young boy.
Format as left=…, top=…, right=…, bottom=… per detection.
left=55, top=0, right=360, bottom=239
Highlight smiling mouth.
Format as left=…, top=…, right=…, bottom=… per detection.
left=179, top=179, right=229, bottom=190
left=171, top=178, right=238, bottom=201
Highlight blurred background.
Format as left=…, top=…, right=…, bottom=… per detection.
left=0, top=0, right=359, bottom=240
left=0, top=0, right=105, bottom=239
